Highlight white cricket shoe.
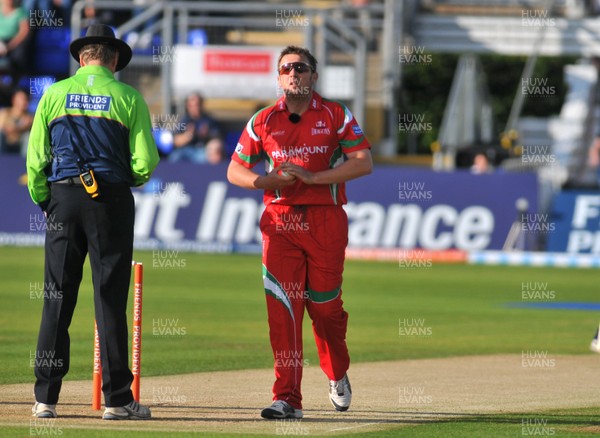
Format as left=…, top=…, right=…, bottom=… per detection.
left=261, top=400, right=303, bottom=419
left=103, top=400, right=151, bottom=420
left=329, top=374, right=352, bottom=411
left=32, top=402, right=57, bottom=418
left=591, top=327, right=600, bottom=353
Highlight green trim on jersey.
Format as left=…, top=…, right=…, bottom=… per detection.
left=322, top=97, right=352, bottom=132
left=248, top=104, right=274, bottom=139
left=340, top=138, right=365, bottom=148
left=322, top=96, right=366, bottom=149
left=322, top=97, right=346, bottom=115
left=329, top=183, right=338, bottom=205
left=264, top=156, right=282, bottom=202
left=235, top=150, right=263, bottom=165
left=328, top=147, right=344, bottom=205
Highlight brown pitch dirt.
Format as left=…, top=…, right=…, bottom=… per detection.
left=2, top=354, right=599, bottom=435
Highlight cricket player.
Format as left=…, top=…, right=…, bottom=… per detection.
left=27, top=24, right=159, bottom=420
left=227, top=45, right=372, bottom=419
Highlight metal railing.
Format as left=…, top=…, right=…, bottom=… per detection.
left=70, top=0, right=385, bottom=128
left=505, top=0, right=556, bottom=134
left=570, top=65, right=599, bottom=187
left=421, top=0, right=570, bottom=10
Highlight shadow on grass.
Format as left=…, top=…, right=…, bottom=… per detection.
left=5, top=401, right=599, bottom=430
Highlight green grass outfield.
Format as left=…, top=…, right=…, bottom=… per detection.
left=2, top=246, right=599, bottom=436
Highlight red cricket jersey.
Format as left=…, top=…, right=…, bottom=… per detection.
left=232, top=92, right=370, bottom=206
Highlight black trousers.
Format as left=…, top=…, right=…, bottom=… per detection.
left=34, top=183, right=135, bottom=407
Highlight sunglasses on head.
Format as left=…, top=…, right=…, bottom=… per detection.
left=278, top=62, right=313, bottom=75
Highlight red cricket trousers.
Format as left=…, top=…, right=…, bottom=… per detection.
left=260, top=204, right=350, bottom=409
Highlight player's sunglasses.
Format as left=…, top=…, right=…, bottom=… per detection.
left=278, top=62, right=313, bottom=75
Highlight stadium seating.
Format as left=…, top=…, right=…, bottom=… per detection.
left=32, top=27, right=71, bottom=76
left=188, top=29, right=208, bottom=46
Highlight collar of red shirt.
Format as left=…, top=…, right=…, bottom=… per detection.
left=274, top=91, right=323, bottom=112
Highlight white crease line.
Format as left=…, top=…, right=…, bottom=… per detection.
left=328, top=422, right=379, bottom=432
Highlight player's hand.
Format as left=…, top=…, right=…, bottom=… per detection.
left=281, top=162, right=316, bottom=185
left=39, top=198, right=50, bottom=217
left=255, top=165, right=296, bottom=190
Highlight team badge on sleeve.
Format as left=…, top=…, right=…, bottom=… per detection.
left=352, top=125, right=363, bottom=136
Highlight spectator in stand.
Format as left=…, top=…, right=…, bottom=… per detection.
left=585, top=0, right=600, bottom=16
left=0, top=0, right=31, bottom=82
left=205, top=137, right=225, bottom=165
left=470, top=152, right=492, bottom=174
left=588, top=133, right=600, bottom=185
left=80, top=0, right=117, bottom=29
left=0, top=88, right=33, bottom=155
left=170, top=92, right=224, bottom=164
left=127, top=0, right=159, bottom=49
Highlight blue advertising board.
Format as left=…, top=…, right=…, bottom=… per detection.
left=547, top=191, right=600, bottom=254
left=0, top=156, right=537, bottom=252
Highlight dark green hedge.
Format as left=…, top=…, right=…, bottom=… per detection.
left=398, top=53, right=578, bottom=154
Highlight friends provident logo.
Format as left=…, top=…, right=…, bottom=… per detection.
left=66, top=94, right=111, bottom=111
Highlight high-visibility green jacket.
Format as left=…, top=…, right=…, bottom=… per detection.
left=26, top=64, right=159, bottom=205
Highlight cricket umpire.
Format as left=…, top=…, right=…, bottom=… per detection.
left=26, top=24, right=159, bottom=420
